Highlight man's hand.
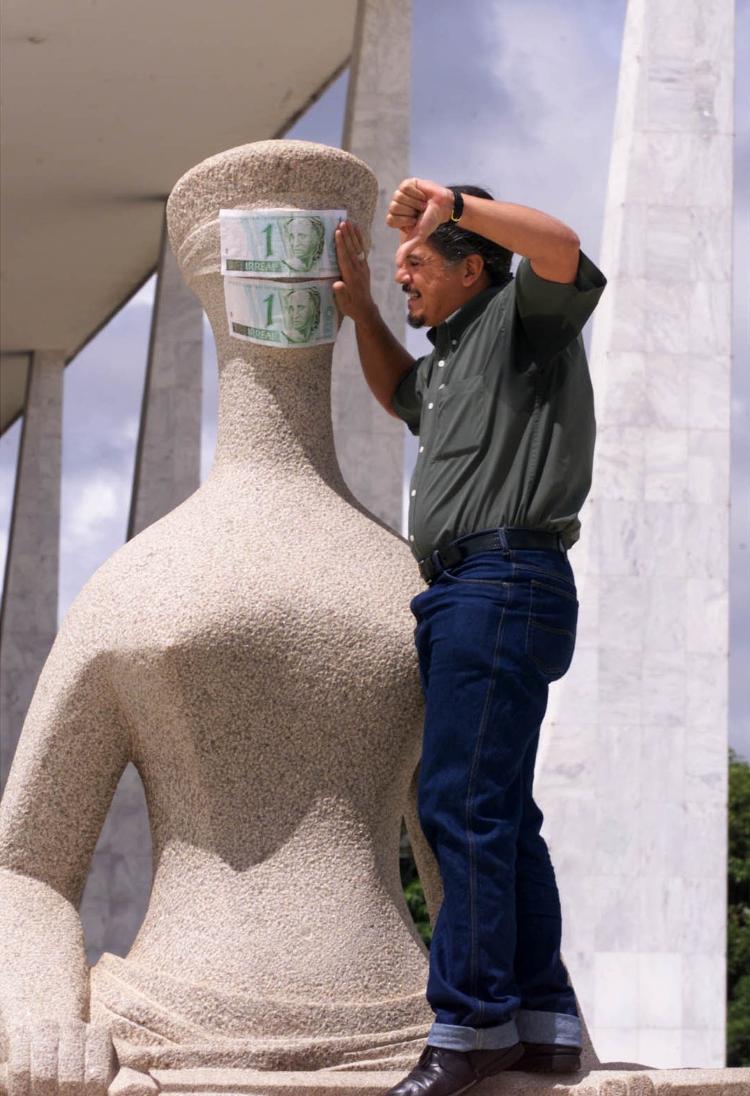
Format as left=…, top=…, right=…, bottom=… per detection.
left=333, top=220, right=376, bottom=324
left=386, top=178, right=454, bottom=266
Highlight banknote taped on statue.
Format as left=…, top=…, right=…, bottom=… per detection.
left=224, top=275, right=339, bottom=348
left=219, top=208, right=345, bottom=278
left=219, top=207, right=345, bottom=347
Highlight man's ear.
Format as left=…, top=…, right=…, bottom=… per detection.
left=463, top=253, right=485, bottom=286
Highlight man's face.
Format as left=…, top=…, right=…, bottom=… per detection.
left=288, top=218, right=314, bottom=258
left=394, top=242, right=472, bottom=329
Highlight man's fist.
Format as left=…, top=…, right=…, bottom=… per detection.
left=386, top=178, right=455, bottom=266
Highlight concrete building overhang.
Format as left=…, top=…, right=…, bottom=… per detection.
left=0, top=0, right=355, bottom=435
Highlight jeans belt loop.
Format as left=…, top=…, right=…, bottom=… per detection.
left=495, top=526, right=509, bottom=552
left=429, top=548, right=443, bottom=580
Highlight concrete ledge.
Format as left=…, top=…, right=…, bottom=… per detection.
left=108, top=1064, right=750, bottom=1096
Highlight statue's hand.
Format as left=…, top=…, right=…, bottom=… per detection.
left=4, top=1018, right=116, bottom=1095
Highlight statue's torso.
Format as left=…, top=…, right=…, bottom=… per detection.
left=86, top=476, right=432, bottom=1055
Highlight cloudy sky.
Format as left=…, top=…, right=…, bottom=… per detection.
left=1, top=0, right=747, bottom=757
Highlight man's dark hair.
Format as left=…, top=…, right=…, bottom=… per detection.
left=428, top=185, right=513, bottom=285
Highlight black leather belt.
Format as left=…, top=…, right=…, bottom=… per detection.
left=418, top=527, right=566, bottom=584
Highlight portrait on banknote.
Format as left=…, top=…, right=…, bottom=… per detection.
left=279, top=215, right=326, bottom=273
left=280, top=285, right=321, bottom=343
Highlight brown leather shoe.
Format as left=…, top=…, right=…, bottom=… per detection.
left=383, top=1040, right=525, bottom=1095
left=517, top=1041, right=581, bottom=1072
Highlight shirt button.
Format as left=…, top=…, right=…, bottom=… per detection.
left=409, top=534, right=414, bottom=542
left=419, top=445, right=424, bottom=452
left=427, top=402, right=434, bottom=409
left=438, top=359, right=445, bottom=367
left=451, top=339, right=457, bottom=346
left=438, top=383, right=445, bottom=389
left=411, top=489, right=416, bottom=496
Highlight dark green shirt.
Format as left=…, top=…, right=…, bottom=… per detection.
left=391, top=249, right=607, bottom=561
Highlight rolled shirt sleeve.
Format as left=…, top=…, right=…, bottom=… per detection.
left=515, top=248, right=606, bottom=363
left=391, top=360, right=424, bottom=436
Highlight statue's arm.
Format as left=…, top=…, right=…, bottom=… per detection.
left=0, top=599, right=130, bottom=1039
left=403, top=760, right=443, bottom=928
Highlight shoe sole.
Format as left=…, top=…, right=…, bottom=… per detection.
left=475, top=1040, right=527, bottom=1078
left=519, top=1050, right=581, bottom=1073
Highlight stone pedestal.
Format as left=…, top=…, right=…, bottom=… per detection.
left=105, top=1064, right=750, bottom=1095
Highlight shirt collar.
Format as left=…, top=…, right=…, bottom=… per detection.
left=426, top=274, right=513, bottom=347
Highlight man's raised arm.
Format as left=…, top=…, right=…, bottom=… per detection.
left=387, top=177, right=580, bottom=284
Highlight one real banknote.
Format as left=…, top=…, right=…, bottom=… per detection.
left=224, top=277, right=339, bottom=348
left=219, top=208, right=346, bottom=278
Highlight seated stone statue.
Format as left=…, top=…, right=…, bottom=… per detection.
left=0, top=140, right=448, bottom=1092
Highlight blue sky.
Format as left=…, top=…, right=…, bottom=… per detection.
left=1, top=0, right=747, bottom=757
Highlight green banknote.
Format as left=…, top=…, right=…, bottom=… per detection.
left=220, top=207, right=346, bottom=278
left=224, top=277, right=339, bottom=348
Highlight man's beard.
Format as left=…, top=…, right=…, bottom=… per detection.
left=406, top=312, right=426, bottom=328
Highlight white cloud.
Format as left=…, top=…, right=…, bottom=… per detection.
left=412, top=0, right=625, bottom=262
left=62, top=473, right=121, bottom=549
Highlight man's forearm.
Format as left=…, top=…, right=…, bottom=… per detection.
left=456, top=195, right=579, bottom=283
left=354, top=305, right=415, bottom=416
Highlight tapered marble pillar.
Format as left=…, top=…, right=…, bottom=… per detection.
left=332, top=0, right=410, bottom=533
left=78, top=213, right=204, bottom=963
left=127, top=213, right=204, bottom=539
left=536, top=0, right=734, bottom=1069
left=0, top=351, right=63, bottom=793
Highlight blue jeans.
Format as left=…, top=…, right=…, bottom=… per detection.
left=409, top=542, right=582, bottom=1052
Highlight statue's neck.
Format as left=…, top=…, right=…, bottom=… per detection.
left=207, top=349, right=348, bottom=494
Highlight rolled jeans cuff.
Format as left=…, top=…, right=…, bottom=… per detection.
left=427, top=1018, right=520, bottom=1051
left=516, top=1008, right=581, bottom=1047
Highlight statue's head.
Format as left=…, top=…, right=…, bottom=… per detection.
left=166, top=140, right=378, bottom=360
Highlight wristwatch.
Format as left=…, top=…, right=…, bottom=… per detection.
left=449, top=186, right=464, bottom=223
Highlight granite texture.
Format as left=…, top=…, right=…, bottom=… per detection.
left=77, top=213, right=205, bottom=968
left=0, top=138, right=449, bottom=1092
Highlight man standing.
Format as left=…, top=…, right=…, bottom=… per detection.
left=334, top=180, right=606, bottom=1096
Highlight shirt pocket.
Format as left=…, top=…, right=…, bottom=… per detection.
left=432, top=374, right=487, bottom=459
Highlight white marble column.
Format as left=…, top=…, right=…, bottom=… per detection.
left=332, top=0, right=410, bottom=534
left=0, top=352, right=63, bottom=794
left=128, top=213, right=204, bottom=538
left=78, top=214, right=204, bottom=963
left=537, top=0, right=734, bottom=1070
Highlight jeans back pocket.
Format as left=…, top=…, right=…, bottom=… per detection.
left=526, top=578, right=578, bottom=682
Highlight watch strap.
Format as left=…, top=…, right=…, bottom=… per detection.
left=449, top=186, right=464, bottom=223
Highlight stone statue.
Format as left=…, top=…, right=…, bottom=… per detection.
left=0, top=140, right=446, bottom=1093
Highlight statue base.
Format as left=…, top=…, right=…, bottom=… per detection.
left=109, top=1064, right=750, bottom=1096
